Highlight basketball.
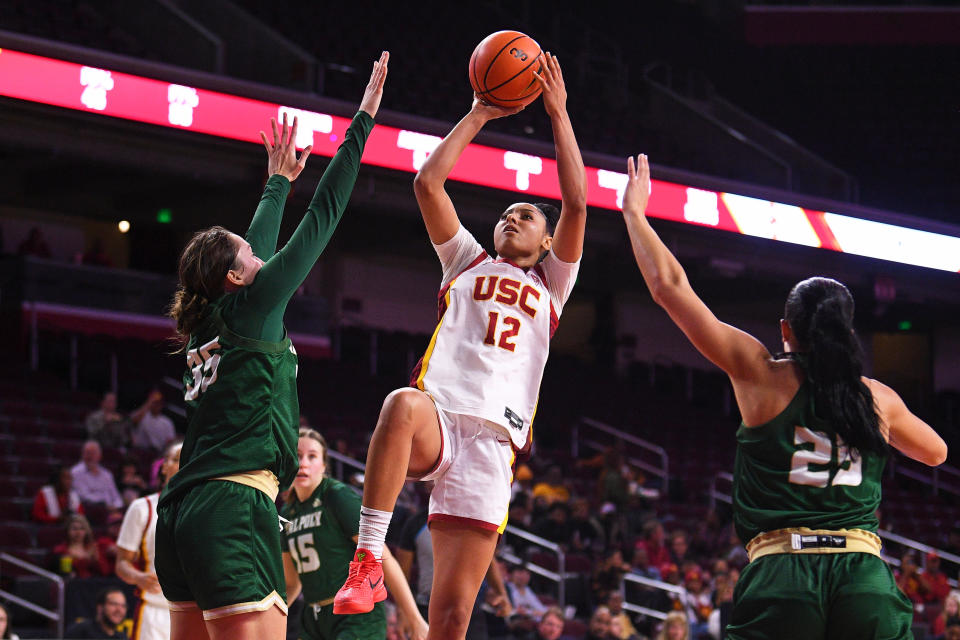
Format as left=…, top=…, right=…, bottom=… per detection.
left=469, top=30, right=543, bottom=108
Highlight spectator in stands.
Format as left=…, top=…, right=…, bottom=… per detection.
left=17, top=227, right=51, bottom=259
left=669, top=530, right=691, bottom=566
left=532, top=501, right=572, bottom=546
left=630, top=546, right=660, bottom=580
left=896, top=550, right=934, bottom=617
left=527, top=606, right=574, bottom=640
left=926, top=552, right=952, bottom=606
left=569, top=497, right=606, bottom=553
left=129, top=389, right=175, bottom=453
left=84, top=392, right=128, bottom=450
left=636, top=521, right=671, bottom=568
left=684, top=568, right=712, bottom=638
left=0, top=602, right=18, bottom=640
left=610, top=615, right=644, bottom=640
left=598, top=449, right=630, bottom=508
left=95, top=511, right=124, bottom=574
left=533, top=465, right=571, bottom=505
left=64, top=587, right=128, bottom=638
left=607, top=592, right=640, bottom=640
left=933, top=594, right=960, bottom=638
left=71, top=441, right=123, bottom=511
left=593, top=550, right=631, bottom=604
left=52, top=514, right=110, bottom=578
left=32, top=466, right=84, bottom=524
left=512, top=463, right=535, bottom=501
left=708, top=571, right=735, bottom=640
left=507, top=563, right=547, bottom=621
left=654, top=611, right=688, bottom=640
left=586, top=606, right=613, bottom=640
left=946, top=616, right=960, bottom=640
left=116, top=457, right=147, bottom=507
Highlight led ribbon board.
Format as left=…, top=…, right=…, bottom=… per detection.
left=2, top=48, right=959, bottom=273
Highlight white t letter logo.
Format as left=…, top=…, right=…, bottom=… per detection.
left=168, top=85, right=199, bottom=127
left=503, top=152, right=542, bottom=191
left=277, top=107, right=333, bottom=148
left=80, top=67, right=114, bottom=111
left=684, top=188, right=719, bottom=226
left=597, top=170, right=628, bottom=208
left=397, top=130, right=442, bottom=170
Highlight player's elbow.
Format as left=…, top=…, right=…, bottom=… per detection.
left=647, top=275, right=683, bottom=308
left=413, top=170, right=443, bottom=196
left=927, top=442, right=948, bottom=467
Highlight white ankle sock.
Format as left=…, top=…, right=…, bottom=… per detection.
left=357, top=506, right=392, bottom=560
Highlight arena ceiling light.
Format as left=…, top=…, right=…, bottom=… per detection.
left=2, top=47, right=959, bottom=274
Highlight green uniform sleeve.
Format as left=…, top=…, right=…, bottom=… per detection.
left=230, top=111, right=375, bottom=341
left=245, top=175, right=292, bottom=258
left=327, top=484, right=362, bottom=539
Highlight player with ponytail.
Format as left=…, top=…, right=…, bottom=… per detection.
left=620, top=154, right=946, bottom=639
left=156, top=53, right=388, bottom=640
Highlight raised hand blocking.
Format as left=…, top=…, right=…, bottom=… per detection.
left=260, top=113, right=313, bottom=182
left=359, top=51, right=390, bottom=119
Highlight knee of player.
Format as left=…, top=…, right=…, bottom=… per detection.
left=380, top=388, right=430, bottom=427
left=431, top=602, right=473, bottom=636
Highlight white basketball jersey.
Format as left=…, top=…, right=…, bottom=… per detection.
left=116, top=493, right=167, bottom=608
left=413, top=225, right=579, bottom=450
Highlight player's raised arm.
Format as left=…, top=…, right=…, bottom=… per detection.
left=534, top=53, right=587, bottom=263
left=413, top=98, right=524, bottom=245
left=621, top=154, right=771, bottom=382
left=867, top=378, right=947, bottom=466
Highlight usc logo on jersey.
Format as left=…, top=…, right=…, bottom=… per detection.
left=472, top=276, right=540, bottom=318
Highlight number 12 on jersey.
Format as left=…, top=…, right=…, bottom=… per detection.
left=484, top=312, right=521, bottom=352
left=789, top=426, right=863, bottom=488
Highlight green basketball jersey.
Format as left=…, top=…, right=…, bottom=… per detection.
left=733, top=383, right=885, bottom=543
left=161, top=301, right=299, bottom=507
left=281, top=477, right=361, bottom=602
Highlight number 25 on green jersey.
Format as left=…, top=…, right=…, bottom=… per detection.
left=789, top=426, right=863, bottom=488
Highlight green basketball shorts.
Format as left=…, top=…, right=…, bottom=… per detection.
left=299, top=600, right=385, bottom=640
left=156, top=480, right=287, bottom=620
left=726, top=552, right=913, bottom=640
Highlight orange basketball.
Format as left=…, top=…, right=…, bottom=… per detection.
left=469, top=31, right=543, bottom=108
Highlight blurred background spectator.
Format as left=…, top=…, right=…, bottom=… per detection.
left=71, top=441, right=123, bottom=514
left=84, top=392, right=128, bottom=451
left=0, top=602, right=18, bottom=640
left=63, top=587, right=128, bottom=639
left=32, top=466, right=84, bottom=524
left=51, top=514, right=110, bottom=579
left=129, top=389, right=175, bottom=454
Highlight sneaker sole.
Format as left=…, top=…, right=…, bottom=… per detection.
left=333, top=600, right=375, bottom=615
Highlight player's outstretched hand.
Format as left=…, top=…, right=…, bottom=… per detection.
left=260, top=113, right=313, bottom=182
left=622, top=154, right=652, bottom=216
left=470, top=93, right=525, bottom=121
left=533, top=52, right=567, bottom=118
left=359, top=51, right=389, bottom=118
left=137, top=571, right=162, bottom=594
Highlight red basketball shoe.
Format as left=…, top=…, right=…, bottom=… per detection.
left=333, top=549, right=387, bottom=614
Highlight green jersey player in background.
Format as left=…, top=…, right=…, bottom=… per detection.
left=619, top=154, right=947, bottom=640
left=282, top=429, right=427, bottom=639
left=156, top=53, right=389, bottom=640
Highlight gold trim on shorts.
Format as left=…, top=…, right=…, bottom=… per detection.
left=201, top=591, right=288, bottom=620
left=167, top=601, right=200, bottom=612
left=212, top=469, right=280, bottom=502
left=746, top=527, right=882, bottom=563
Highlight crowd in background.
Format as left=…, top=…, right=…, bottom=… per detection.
left=2, top=387, right=958, bottom=640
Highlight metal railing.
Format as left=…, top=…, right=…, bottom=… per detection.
left=572, top=418, right=670, bottom=496
left=0, top=552, right=65, bottom=638
left=889, top=454, right=960, bottom=498
left=622, top=573, right=691, bottom=621
left=501, top=525, right=567, bottom=608
left=327, top=450, right=368, bottom=485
